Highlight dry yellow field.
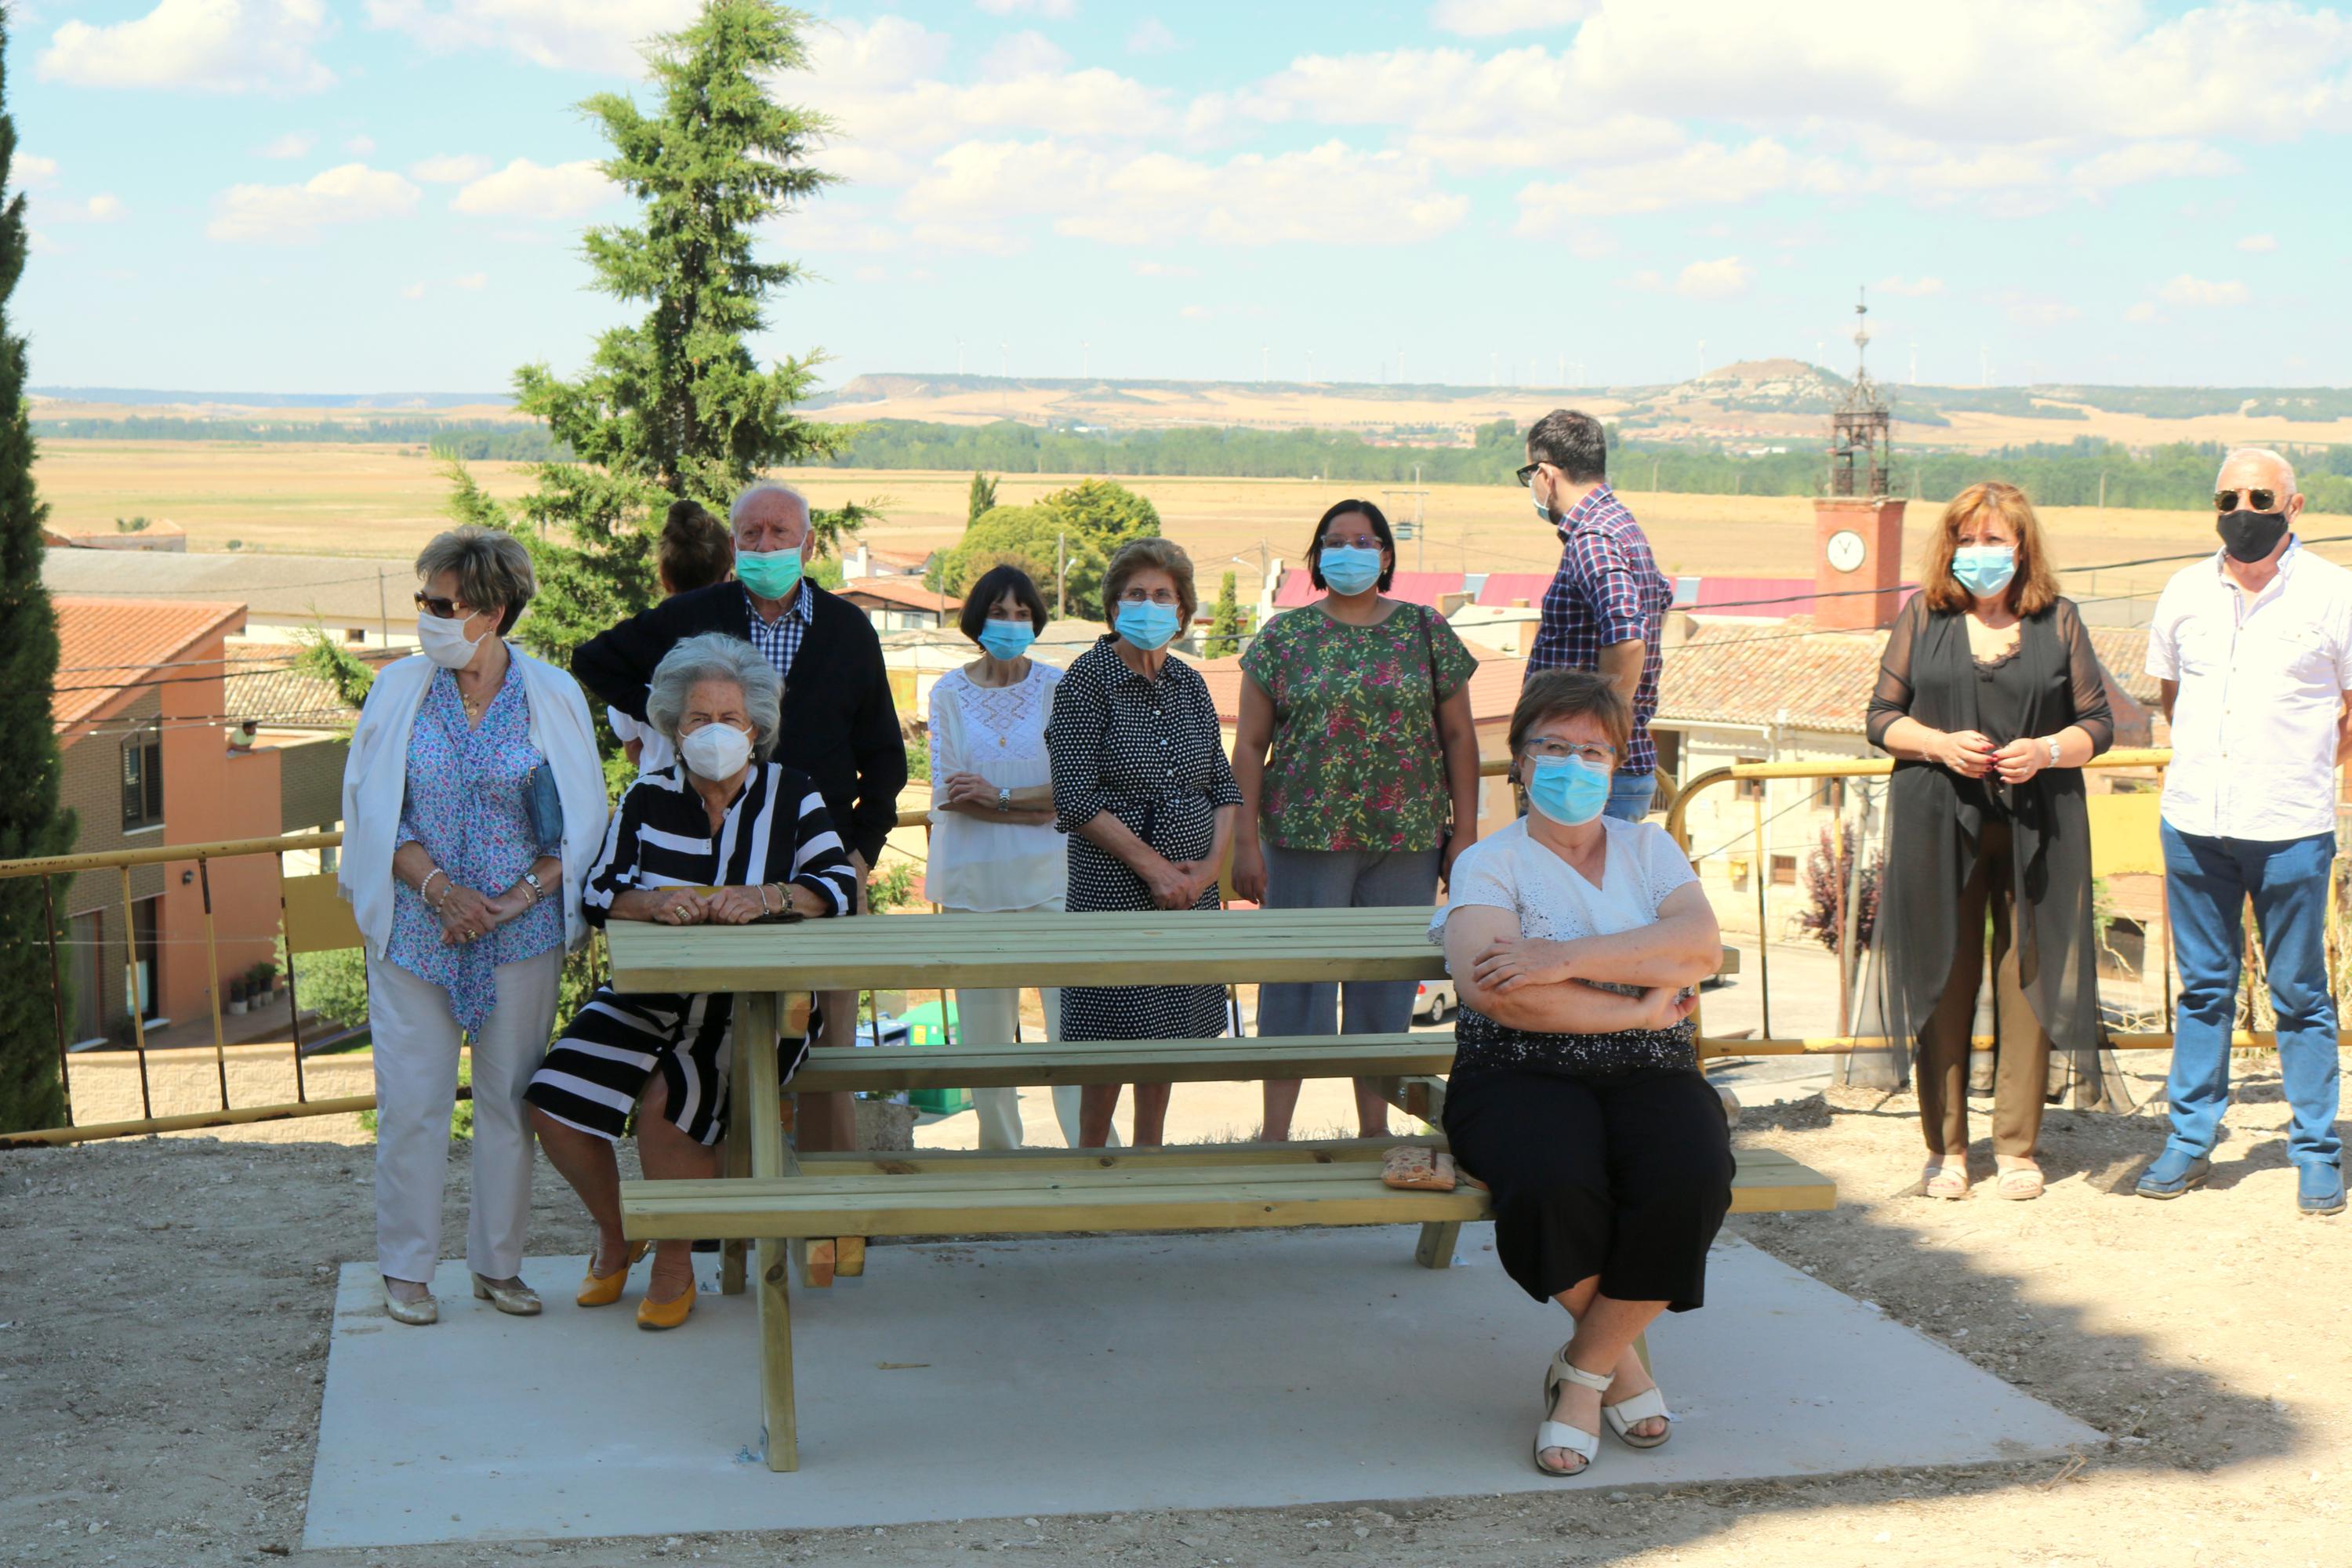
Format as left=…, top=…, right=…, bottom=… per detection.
left=32, top=440, right=2332, bottom=609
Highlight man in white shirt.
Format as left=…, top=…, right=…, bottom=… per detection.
left=2140, top=447, right=2352, bottom=1215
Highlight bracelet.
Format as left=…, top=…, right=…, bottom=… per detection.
left=519, top=869, right=547, bottom=905
left=2045, top=736, right=2063, bottom=768
left=762, top=882, right=784, bottom=915
left=419, top=868, right=450, bottom=909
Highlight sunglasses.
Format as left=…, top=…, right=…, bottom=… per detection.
left=1515, top=461, right=1543, bottom=488
left=414, top=591, right=474, bottom=620
left=2215, top=488, right=2286, bottom=514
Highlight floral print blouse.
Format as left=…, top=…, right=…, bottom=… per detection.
left=1240, top=601, right=1478, bottom=854
left=386, top=657, right=565, bottom=1033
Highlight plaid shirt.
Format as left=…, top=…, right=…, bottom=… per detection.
left=1526, top=483, right=1671, bottom=777
left=742, top=583, right=815, bottom=683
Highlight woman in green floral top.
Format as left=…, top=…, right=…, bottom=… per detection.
left=1234, top=499, right=1482, bottom=1140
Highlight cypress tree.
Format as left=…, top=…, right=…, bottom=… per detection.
left=486, top=0, right=874, bottom=666
left=966, top=470, right=998, bottom=527
left=1203, top=571, right=1245, bottom=659
left=0, top=24, right=74, bottom=1131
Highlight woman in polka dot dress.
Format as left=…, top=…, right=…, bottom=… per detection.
left=1046, top=539, right=1243, bottom=1146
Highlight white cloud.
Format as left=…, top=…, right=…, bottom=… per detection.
left=345, top=134, right=378, bottom=156
left=209, top=164, right=420, bottom=242
left=1428, top=0, right=1596, bottom=37
left=401, top=281, right=428, bottom=300
left=15, top=154, right=60, bottom=186
left=2124, top=301, right=2158, bottom=322
left=902, top=137, right=1467, bottom=249
left=451, top=158, right=616, bottom=220
left=452, top=271, right=488, bottom=289
left=257, top=131, right=316, bottom=160
left=410, top=154, right=491, bottom=184
left=2237, top=234, right=2278, bottom=252
left=2067, top=140, right=2236, bottom=192
left=82, top=194, right=129, bottom=223
left=1131, top=260, right=1197, bottom=276
left=977, top=0, right=1077, bottom=16
left=363, top=0, right=699, bottom=73
left=1127, top=18, right=1179, bottom=55
left=42, top=0, right=336, bottom=94
left=782, top=212, right=902, bottom=253
left=1875, top=275, right=1944, bottom=297
left=1675, top=256, right=1751, bottom=299
left=799, top=16, right=1176, bottom=190
left=1515, top=139, right=1846, bottom=228
left=2157, top=274, right=2249, bottom=307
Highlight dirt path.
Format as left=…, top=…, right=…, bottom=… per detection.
left=2, top=1058, right=2342, bottom=1567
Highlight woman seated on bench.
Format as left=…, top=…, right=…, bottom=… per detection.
left=525, top=633, right=859, bottom=1330
left=1432, top=669, right=1732, bottom=1478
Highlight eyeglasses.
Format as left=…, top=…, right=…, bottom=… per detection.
left=1522, top=738, right=1617, bottom=768
left=1321, top=532, right=1383, bottom=551
left=1116, top=588, right=1180, bottom=606
left=414, top=591, right=474, bottom=620
left=1515, top=461, right=1544, bottom=488
left=2215, top=488, right=2285, bottom=514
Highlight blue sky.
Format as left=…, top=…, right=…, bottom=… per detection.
left=12, top=0, right=2352, bottom=396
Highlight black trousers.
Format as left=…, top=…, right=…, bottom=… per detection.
left=1443, top=1066, right=1733, bottom=1312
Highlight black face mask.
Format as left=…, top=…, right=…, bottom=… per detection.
left=2217, top=508, right=2290, bottom=564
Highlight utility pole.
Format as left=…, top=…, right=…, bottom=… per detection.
left=376, top=569, right=389, bottom=647
left=1056, top=532, right=1067, bottom=617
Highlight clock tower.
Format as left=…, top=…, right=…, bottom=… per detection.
left=1814, top=288, right=1905, bottom=632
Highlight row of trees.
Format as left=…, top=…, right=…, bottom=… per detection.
left=832, top=420, right=2352, bottom=514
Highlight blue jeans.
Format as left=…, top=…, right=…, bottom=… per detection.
left=2160, top=821, right=2342, bottom=1168
left=1605, top=772, right=1657, bottom=822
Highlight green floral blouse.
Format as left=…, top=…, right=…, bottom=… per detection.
left=1240, top=601, right=1479, bottom=853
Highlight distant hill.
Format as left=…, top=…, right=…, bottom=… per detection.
left=30, top=387, right=510, bottom=410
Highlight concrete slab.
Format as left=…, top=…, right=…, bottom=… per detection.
left=305, top=1229, right=2100, bottom=1549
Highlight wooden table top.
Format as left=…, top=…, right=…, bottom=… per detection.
left=604, top=906, right=1450, bottom=994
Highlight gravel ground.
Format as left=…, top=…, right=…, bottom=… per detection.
left=2, top=1057, right=2343, bottom=1568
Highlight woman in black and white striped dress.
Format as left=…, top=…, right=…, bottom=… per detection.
left=526, top=633, right=857, bottom=1330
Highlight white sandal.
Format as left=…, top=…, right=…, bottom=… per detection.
left=1535, top=1348, right=1612, bottom=1477
left=1603, top=1381, right=1671, bottom=1449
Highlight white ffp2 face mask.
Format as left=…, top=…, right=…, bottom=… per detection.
left=417, top=612, right=487, bottom=669
left=679, top=721, right=755, bottom=781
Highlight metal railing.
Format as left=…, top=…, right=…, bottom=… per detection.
left=8, top=743, right=2303, bottom=1149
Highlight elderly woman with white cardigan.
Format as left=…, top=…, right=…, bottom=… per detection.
left=339, top=527, right=608, bottom=1327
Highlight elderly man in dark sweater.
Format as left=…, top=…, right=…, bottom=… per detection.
left=573, top=481, right=906, bottom=1150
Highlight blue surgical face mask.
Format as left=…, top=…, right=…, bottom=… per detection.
left=978, top=619, right=1036, bottom=661
left=735, top=546, right=804, bottom=601
left=1319, top=546, right=1382, bottom=596
left=1526, top=755, right=1612, bottom=827
left=1531, top=489, right=1556, bottom=524
left=1951, top=544, right=2016, bottom=599
left=1115, top=599, right=1181, bottom=652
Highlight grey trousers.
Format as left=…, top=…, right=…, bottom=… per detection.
left=1255, top=844, right=1443, bottom=1038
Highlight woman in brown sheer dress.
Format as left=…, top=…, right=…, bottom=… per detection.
left=1864, top=481, right=2132, bottom=1202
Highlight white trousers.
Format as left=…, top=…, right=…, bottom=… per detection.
left=949, top=898, right=1112, bottom=1150
left=366, top=949, right=562, bottom=1283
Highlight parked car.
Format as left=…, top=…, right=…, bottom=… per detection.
left=1412, top=976, right=1457, bottom=1023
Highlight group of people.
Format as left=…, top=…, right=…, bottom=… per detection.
left=335, top=408, right=2346, bottom=1481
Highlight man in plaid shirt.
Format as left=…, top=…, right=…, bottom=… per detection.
left=1519, top=408, right=1673, bottom=821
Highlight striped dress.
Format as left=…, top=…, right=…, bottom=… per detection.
left=524, top=761, right=857, bottom=1145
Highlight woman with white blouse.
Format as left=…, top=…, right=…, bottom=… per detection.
left=927, top=565, right=1096, bottom=1149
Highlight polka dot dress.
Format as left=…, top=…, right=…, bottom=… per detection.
left=1045, top=637, right=1244, bottom=1040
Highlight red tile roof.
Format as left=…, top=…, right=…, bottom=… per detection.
left=53, top=596, right=246, bottom=733
left=1473, top=572, right=1553, bottom=608
left=840, top=579, right=961, bottom=614
left=1272, top=569, right=1467, bottom=610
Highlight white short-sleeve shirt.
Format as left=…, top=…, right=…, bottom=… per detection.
left=925, top=663, right=1068, bottom=913
left=1428, top=815, right=1697, bottom=961
left=2146, top=542, right=2352, bottom=840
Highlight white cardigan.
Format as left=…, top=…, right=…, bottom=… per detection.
left=338, top=649, right=611, bottom=960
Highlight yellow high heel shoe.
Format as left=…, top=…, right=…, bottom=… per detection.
left=576, top=1240, right=649, bottom=1308
left=635, top=1275, right=697, bottom=1331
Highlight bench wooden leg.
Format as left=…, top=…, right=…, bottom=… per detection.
left=834, top=1236, right=866, bottom=1277
left=799, top=1238, right=837, bottom=1289
left=1414, top=1220, right=1461, bottom=1270
left=721, top=1120, right=750, bottom=1296
left=756, top=1236, right=798, bottom=1472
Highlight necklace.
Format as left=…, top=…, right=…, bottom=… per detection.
left=459, top=681, right=492, bottom=725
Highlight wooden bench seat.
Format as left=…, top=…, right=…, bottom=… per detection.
left=788, top=1033, right=1451, bottom=1094
left=622, top=1145, right=1833, bottom=1241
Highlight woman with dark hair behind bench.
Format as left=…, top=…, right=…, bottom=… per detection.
left=1432, top=669, right=1732, bottom=1479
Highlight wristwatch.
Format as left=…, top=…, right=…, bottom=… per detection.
left=519, top=869, right=547, bottom=904
left=2045, top=737, right=2062, bottom=768
left=996, top=786, right=1012, bottom=813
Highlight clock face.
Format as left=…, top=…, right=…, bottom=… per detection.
left=1826, top=528, right=1867, bottom=573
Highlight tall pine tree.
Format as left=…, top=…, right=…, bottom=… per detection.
left=966, top=470, right=998, bottom=527
left=480, top=1, right=873, bottom=666
left=0, top=24, right=73, bottom=1131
